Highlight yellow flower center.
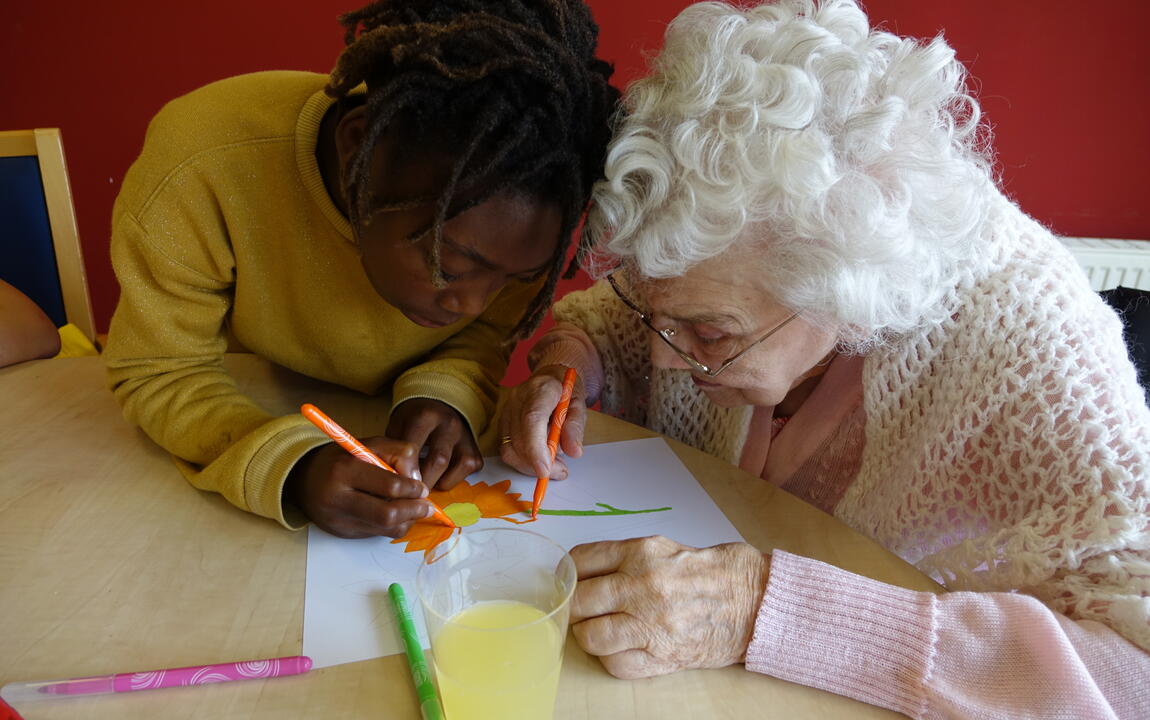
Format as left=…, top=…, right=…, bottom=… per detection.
left=443, top=502, right=482, bottom=527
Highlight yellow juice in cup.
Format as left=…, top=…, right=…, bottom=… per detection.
left=432, top=599, right=563, bottom=720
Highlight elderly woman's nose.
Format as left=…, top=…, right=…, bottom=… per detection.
left=650, top=338, right=693, bottom=371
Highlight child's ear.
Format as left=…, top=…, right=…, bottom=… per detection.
left=334, top=105, right=369, bottom=173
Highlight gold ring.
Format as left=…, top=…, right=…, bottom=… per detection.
left=500, top=435, right=513, bottom=445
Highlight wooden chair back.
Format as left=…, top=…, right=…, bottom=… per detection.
left=0, top=128, right=95, bottom=343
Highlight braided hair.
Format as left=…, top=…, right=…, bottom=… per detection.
left=326, top=0, right=619, bottom=338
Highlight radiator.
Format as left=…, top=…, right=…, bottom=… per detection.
left=1061, top=237, right=1150, bottom=291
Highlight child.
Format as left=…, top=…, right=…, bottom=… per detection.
left=103, top=0, right=618, bottom=539
left=0, top=279, right=60, bottom=367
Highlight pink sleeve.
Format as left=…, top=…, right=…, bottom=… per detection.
left=527, top=322, right=605, bottom=405
left=745, top=551, right=1150, bottom=719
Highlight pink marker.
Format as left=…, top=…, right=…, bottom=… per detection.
left=0, top=655, right=311, bottom=704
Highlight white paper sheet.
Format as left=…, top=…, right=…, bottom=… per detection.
left=303, top=437, right=745, bottom=669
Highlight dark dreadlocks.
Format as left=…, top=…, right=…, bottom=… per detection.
left=326, top=0, right=619, bottom=339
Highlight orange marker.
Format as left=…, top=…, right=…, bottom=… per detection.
left=532, top=367, right=578, bottom=519
left=300, top=403, right=456, bottom=529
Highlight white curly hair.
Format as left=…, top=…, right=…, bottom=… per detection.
left=585, top=0, right=997, bottom=346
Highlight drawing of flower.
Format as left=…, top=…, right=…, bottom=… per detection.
left=391, top=479, right=532, bottom=559
left=391, top=477, right=675, bottom=560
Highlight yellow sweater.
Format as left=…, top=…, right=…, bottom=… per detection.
left=105, top=71, right=538, bottom=529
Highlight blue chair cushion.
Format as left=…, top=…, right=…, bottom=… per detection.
left=0, top=154, right=66, bottom=327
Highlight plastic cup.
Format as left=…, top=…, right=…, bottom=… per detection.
left=415, top=528, right=576, bottom=720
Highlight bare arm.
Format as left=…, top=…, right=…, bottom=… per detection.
left=0, top=280, right=60, bottom=367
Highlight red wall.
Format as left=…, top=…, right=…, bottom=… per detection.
left=3, top=1, right=1148, bottom=384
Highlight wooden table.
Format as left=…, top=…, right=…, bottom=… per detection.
left=0, top=356, right=939, bottom=719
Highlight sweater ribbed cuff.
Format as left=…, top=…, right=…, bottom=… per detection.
left=392, top=372, right=488, bottom=440
left=245, top=417, right=331, bottom=530
left=746, top=550, right=937, bottom=718
left=528, top=328, right=603, bottom=404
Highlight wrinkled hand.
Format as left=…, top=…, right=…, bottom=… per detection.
left=286, top=435, right=432, bottom=539
left=570, top=536, right=770, bottom=679
left=499, top=364, right=587, bottom=480
left=387, top=398, right=482, bottom=489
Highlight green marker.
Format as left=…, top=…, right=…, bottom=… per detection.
left=388, top=583, right=446, bottom=720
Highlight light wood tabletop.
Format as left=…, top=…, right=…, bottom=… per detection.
left=0, top=356, right=939, bottom=719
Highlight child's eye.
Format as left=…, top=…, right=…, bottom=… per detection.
left=437, top=269, right=460, bottom=284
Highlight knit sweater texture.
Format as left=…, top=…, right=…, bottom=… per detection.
left=105, top=71, right=539, bottom=528
left=537, top=192, right=1150, bottom=717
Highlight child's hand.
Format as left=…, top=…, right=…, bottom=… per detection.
left=286, top=437, right=433, bottom=538
left=387, top=398, right=483, bottom=490
left=498, top=364, right=587, bottom=481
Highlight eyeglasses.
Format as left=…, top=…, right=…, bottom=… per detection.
left=606, top=272, right=799, bottom=378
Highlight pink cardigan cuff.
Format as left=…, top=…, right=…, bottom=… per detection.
left=527, top=323, right=604, bottom=403
left=745, top=550, right=937, bottom=717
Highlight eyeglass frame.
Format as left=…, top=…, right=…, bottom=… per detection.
left=606, top=272, right=800, bottom=378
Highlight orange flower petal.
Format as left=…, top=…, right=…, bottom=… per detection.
left=392, top=479, right=532, bottom=558
left=391, top=522, right=454, bottom=557
left=427, top=478, right=530, bottom=518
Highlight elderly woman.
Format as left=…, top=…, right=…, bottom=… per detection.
left=499, top=0, right=1150, bottom=716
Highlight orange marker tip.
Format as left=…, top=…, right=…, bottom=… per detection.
left=436, top=509, right=457, bottom=529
